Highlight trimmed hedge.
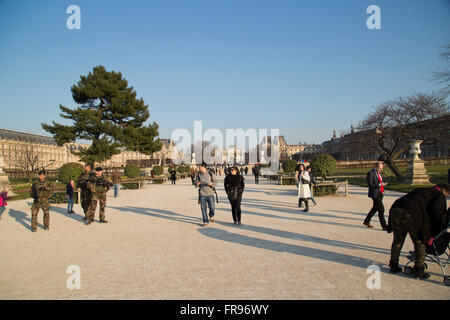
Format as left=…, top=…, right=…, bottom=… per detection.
left=122, top=182, right=140, bottom=189
left=310, top=154, right=337, bottom=179
left=152, top=166, right=164, bottom=176
left=125, top=165, right=140, bottom=178
left=313, top=185, right=337, bottom=197
left=58, top=163, right=84, bottom=184
left=282, top=160, right=297, bottom=173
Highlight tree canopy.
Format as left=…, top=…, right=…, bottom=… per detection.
left=42, top=65, right=162, bottom=164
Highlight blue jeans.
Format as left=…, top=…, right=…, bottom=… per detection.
left=114, top=184, right=120, bottom=197
left=199, top=196, right=215, bottom=223
left=0, top=206, right=6, bottom=217
left=67, top=198, right=74, bottom=212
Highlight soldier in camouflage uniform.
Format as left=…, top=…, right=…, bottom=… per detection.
left=30, top=171, right=55, bottom=232
left=86, top=167, right=113, bottom=225
left=76, top=163, right=94, bottom=220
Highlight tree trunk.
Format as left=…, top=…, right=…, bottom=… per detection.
left=384, top=157, right=403, bottom=181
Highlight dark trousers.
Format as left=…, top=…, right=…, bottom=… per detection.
left=389, top=208, right=426, bottom=268
left=364, top=194, right=386, bottom=228
left=229, top=193, right=243, bottom=222
left=254, top=175, right=259, bottom=184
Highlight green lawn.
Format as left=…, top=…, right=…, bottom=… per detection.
left=336, top=164, right=448, bottom=194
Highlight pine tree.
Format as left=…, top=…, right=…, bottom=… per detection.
left=42, top=65, right=162, bottom=164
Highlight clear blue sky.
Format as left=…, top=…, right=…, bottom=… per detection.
left=0, top=0, right=449, bottom=145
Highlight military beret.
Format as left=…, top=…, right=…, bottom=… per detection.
left=38, top=170, right=46, bottom=175
left=95, top=167, right=103, bottom=172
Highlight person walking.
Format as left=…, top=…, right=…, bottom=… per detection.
left=195, top=163, right=217, bottom=226
left=76, top=163, right=94, bottom=220
left=0, top=185, right=11, bottom=220
left=306, top=166, right=317, bottom=206
left=30, top=171, right=54, bottom=232
left=86, top=167, right=113, bottom=225
left=253, top=164, right=260, bottom=184
left=170, top=167, right=177, bottom=185
left=244, top=166, right=248, bottom=176
left=240, top=167, right=244, bottom=176
left=386, top=184, right=449, bottom=279
left=190, top=167, right=197, bottom=185
left=66, top=179, right=75, bottom=214
left=295, top=164, right=311, bottom=212
left=112, top=170, right=122, bottom=198
left=224, top=166, right=245, bottom=225
left=363, top=161, right=388, bottom=230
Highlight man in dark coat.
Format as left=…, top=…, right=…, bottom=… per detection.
left=387, top=184, right=449, bottom=279
left=363, top=161, right=388, bottom=229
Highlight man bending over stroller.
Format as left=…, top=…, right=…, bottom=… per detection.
left=386, top=184, right=449, bottom=279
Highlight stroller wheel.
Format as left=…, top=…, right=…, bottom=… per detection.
left=404, top=266, right=413, bottom=275
left=444, top=276, right=450, bottom=286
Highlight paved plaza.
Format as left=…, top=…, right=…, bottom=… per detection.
left=0, top=176, right=449, bottom=300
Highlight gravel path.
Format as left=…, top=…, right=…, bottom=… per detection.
left=0, top=176, right=449, bottom=299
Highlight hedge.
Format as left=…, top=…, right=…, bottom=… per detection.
left=125, top=165, right=140, bottom=178
left=58, top=163, right=84, bottom=184
left=152, top=166, right=164, bottom=176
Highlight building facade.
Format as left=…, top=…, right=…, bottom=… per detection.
left=0, top=128, right=181, bottom=171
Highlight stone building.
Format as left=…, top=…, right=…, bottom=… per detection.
left=0, top=128, right=181, bottom=171
left=0, top=128, right=85, bottom=171
left=295, top=115, right=450, bottom=161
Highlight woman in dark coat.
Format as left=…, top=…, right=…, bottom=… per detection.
left=224, top=166, right=245, bottom=225
left=170, top=168, right=177, bottom=185
left=387, top=184, right=449, bottom=279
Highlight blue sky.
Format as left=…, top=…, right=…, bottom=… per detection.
left=0, top=0, right=449, bottom=145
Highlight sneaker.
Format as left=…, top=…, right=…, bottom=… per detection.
left=210, top=217, right=215, bottom=222
left=44, top=226, right=49, bottom=230
left=202, top=222, right=209, bottom=227
left=99, top=220, right=108, bottom=223
left=31, top=229, right=37, bottom=233
left=237, top=221, right=242, bottom=225
left=85, top=219, right=94, bottom=225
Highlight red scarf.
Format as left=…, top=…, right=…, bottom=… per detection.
left=377, top=172, right=384, bottom=193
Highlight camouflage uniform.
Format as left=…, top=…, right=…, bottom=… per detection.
left=30, top=179, right=54, bottom=231
left=86, top=175, right=112, bottom=223
left=389, top=207, right=426, bottom=268
left=77, top=171, right=94, bottom=217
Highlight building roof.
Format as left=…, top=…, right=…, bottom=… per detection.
left=0, top=128, right=57, bottom=146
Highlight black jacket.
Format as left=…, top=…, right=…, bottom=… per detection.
left=388, top=187, right=448, bottom=242
left=367, top=169, right=383, bottom=198
left=66, top=183, right=74, bottom=198
left=224, top=174, right=245, bottom=199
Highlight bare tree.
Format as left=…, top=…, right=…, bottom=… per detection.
left=17, top=148, right=41, bottom=182
left=432, top=43, right=450, bottom=94
left=357, top=91, right=449, bottom=180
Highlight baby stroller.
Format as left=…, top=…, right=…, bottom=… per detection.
left=403, top=228, right=450, bottom=286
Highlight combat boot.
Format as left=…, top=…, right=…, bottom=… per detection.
left=99, top=219, right=108, bottom=223
left=389, top=262, right=402, bottom=274
left=413, top=266, right=430, bottom=280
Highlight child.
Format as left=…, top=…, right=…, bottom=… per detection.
left=0, top=186, right=11, bottom=220
left=66, top=179, right=75, bottom=214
